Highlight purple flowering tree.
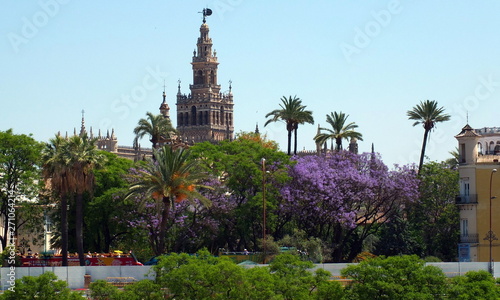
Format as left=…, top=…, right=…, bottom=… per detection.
left=279, top=151, right=419, bottom=262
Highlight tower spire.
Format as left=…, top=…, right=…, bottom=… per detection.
left=159, top=85, right=170, bottom=120
left=79, top=109, right=86, bottom=137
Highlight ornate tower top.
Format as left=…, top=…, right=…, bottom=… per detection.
left=175, top=9, right=234, bottom=143
left=159, top=82, right=170, bottom=119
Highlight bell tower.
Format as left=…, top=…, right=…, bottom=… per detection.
left=176, top=9, right=234, bottom=143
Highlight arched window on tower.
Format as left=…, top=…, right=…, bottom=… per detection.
left=220, top=107, right=225, bottom=125
left=212, top=111, right=216, bottom=125
left=195, top=70, right=203, bottom=85
left=191, top=106, right=197, bottom=125
left=210, top=70, right=215, bottom=84
left=185, top=112, right=189, bottom=126
left=228, top=113, right=232, bottom=126
left=199, top=111, right=203, bottom=125
left=204, top=111, right=209, bottom=124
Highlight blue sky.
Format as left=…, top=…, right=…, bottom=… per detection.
left=2, top=1, right=500, bottom=167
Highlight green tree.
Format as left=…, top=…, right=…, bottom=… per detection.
left=265, top=96, right=314, bottom=155
left=0, top=129, right=44, bottom=250
left=189, top=135, right=291, bottom=252
left=342, top=255, right=448, bottom=300
left=407, top=100, right=450, bottom=174
left=133, top=112, right=176, bottom=153
left=407, top=161, right=459, bottom=261
left=153, top=249, right=246, bottom=299
left=127, top=146, right=210, bottom=255
left=86, top=151, right=133, bottom=252
left=0, top=272, right=82, bottom=300
left=88, top=280, right=119, bottom=300
left=313, top=111, right=363, bottom=151
left=374, top=214, right=424, bottom=257
left=120, top=280, right=165, bottom=300
left=449, top=270, right=500, bottom=299
left=269, top=253, right=321, bottom=299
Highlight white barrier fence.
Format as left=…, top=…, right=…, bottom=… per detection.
left=0, top=262, right=495, bottom=290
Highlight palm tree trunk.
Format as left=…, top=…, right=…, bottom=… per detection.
left=157, top=197, right=171, bottom=255
left=336, top=137, right=342, bottom=151
left=293, top=128, right=298, bottom=155
left=75, top=193, right=85, bottom=266
left=287, top=129, right=292, bottom=155
left=61, top=195, right=68, bottom=266
left=418, top=129, right=429, bottom=174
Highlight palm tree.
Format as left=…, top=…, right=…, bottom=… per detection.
left=407, top=100, right=450, bottom=174
left=134, top=112, right=176, bottom=154
left=65, top=135, right=105, bottom=266
left=264, top=96, right=314, bottom=155
left=126, top=146, right=210, bottom=255
left=42, top=134, right=105, bottom=266
left=42, top=135, right=71, bottom=266
left=314, top=111, right=363, bottom=151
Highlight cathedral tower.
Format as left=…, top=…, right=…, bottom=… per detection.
left=176, top=12, right=234, bottom=143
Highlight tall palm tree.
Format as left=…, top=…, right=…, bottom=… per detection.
left=407, top=100, right=450, bottom=174
left=42, top=134, right=105, bottom=266
left=65, top=135, right=105, bottom=266
left=42, top=135, right=71, bottom=266
left=127, top=146, right=210, bottom=255
left=134, top=112, right=176, bottom=153
left=314, top=111, right=363, bottom=151
left=264, top=96, right=314, bottom=155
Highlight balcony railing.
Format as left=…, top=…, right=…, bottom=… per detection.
left=455, top=194, right=478, bottom=204
left=460, top=234, right=479, bottom=243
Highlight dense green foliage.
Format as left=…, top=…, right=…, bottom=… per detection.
left=0, top=272, right=82, bottom=300
left=0, top=129, right=44, bottom=249
left=342, top=255, right=449, bottom=299
left=449, top=270, right=500, bottom=299
left=152, top=250, right=339, bottom=299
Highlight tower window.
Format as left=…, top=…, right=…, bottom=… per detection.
left=191, top=106, right=197, bottom=125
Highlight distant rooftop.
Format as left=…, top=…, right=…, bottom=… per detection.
left=475, top=127, right=500, bottom=135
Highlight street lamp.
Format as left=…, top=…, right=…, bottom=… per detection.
left=261, top=158, right=266, bottom=262
left=487, top=168, right=497, bottom=274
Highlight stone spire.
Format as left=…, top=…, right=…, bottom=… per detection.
left=79, top=109, right=86, bottom=137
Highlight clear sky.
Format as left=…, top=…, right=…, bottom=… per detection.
left=2, top=1, right=500, bottom=167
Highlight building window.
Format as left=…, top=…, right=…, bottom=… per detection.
left=460, top=143, right=466, bottom=163
left=461, top=219, right=468, bottom=236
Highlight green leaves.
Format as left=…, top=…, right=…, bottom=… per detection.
left=342, top=255, right=448, bottom=300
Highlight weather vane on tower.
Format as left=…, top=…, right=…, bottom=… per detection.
left=200, top=7, right=212, bottom=23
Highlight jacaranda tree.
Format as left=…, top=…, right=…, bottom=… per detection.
left=279, top=151, right=419, bottom=262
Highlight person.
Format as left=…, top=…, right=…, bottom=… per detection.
left=244, top=249, right=249, bottom=255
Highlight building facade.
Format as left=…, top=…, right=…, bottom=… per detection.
left=176, top=18, right=234, bottom=143
left=456, top=124, right=500, bottom=263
